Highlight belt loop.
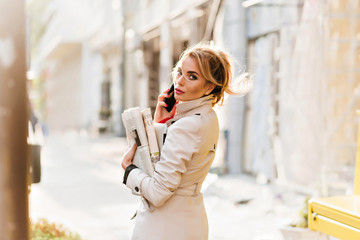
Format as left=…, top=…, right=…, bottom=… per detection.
left=193, top=183, right=199, bottom=195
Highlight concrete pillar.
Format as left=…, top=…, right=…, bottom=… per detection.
left=159, top=2, right=173, bottom=92
left=119, top=0, right=127, bottom=136
left=0, top=0, right=29, bottom=239
left=223, top=0, right=247, bottom=174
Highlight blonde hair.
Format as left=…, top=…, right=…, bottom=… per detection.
left=172, top=43, right=251, bottom=106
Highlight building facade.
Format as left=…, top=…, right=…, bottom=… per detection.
left=36, top=0, right=123, bottom=134
left=34, top=0, right=360, bottom=192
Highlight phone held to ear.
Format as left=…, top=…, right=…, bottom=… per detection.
left=164, top=83, right=176, bottom=112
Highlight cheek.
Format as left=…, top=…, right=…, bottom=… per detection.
left=188, top=83, right=207, bottom=96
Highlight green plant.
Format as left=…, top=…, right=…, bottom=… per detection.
left=31, top=218, right=84, bottom=240
left=290, top=196, right=310, bottom=228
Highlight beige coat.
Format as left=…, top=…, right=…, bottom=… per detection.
left=125, top=95, right=219, bottom=240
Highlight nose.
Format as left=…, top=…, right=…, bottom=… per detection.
left=176, top=74, right=185, bottom=86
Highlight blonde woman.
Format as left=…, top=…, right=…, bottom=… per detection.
left=122, top=43, right=248, bottom=240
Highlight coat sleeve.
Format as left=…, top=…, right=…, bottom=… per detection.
left=125, top=116, right=201, bottom=207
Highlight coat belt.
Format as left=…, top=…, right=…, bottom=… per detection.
left=175, top=183, right=202, bottom=196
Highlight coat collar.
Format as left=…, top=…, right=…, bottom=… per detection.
left=166, top=95, right=213, bottom=125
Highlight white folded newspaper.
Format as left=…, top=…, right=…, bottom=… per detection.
left=154, top=123, right=167, bottom=152
left=141, top=108, right=160, bottom=164
left=122, top=107, right=164, bottom=176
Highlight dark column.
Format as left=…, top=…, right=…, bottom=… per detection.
left=0, top=0, right=29, bottom=239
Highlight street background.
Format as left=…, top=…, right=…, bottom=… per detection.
left=30, top=131, right=319, bottom=240
left=0, top=0, right=355, bottom=239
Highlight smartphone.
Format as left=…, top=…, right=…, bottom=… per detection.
left=164, top=83, right=176, bottom=112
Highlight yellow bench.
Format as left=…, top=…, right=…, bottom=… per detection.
left=308, top=112, right=360, bottom=239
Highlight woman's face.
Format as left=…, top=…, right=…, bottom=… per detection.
left=173, top=56, right=215, bottom=102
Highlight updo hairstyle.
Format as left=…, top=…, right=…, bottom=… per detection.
left=172, top=43, right=249, bottom=106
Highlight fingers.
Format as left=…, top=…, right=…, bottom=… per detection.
left=158, top=101, right=168, bottom=108
left=169, top=101, right=178, bottom=115
left=124, top=143, right=137, bottom=156
left=157, top=90, right=170, bottom=110
left=158, top=87, right=171, bottom=100
left=158, top=93, right=169, bottom=102
left=127, top=142, right=137, bottom=153
left=154, top=87, right=174, bottom=122
left=130, top=142, right=137, bottom=152
left=122, top=143, right=137, bottom=170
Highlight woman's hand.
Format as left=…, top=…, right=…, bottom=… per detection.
left=121, top=143, right=137, bottom=170
left=154, top=89, right=177, bottom=123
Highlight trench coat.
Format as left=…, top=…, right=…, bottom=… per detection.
left=124, top=95, right=219, bottom=240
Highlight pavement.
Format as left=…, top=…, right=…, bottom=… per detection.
left=29, top=131, right=331, bottom=240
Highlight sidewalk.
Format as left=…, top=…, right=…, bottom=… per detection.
left=37, top=131, right=320, bottom=240
left=85, top=133, right=312, bottom=240
left=204, top=174, right=307, bottom=240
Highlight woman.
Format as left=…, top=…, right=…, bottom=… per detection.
left=121, top=43, right=244, bottom=240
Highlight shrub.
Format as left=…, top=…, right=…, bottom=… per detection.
left=290, top=196, right=310, bottom=228
left=31, top=218, right=84, bottom=240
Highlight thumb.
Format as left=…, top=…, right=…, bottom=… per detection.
left=129, top=142, right=137, bottom=153
left=169, top=102, right=178, bottom=116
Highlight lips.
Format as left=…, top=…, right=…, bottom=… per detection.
left=175, top=88, right=184, bottom=94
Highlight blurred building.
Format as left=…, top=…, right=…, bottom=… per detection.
left=35, top=0, right=123, bottom=134
left=32, top=0, right=360, bottom=193
left=243, top=0, right=360, bottom=193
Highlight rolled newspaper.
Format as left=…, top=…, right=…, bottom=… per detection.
left=141, top=108, right=160, bottom=164
left=122, top=107, right=154, bottom=176
left=154, top=123, right=167, bottom=152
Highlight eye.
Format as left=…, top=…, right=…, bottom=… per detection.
left=189, top=75, right=197, bottom=80
left=176, top=69, right=182, bottom=77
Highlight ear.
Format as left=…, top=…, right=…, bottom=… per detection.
left=205, top=83, right=216, bottom=95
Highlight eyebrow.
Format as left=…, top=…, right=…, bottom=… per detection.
left=187, top=71, right=199, bottom=76
left=178, top=67, right=199, bottom=76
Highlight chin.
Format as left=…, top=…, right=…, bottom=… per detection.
left=174, top=94, right=184, bottom=101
